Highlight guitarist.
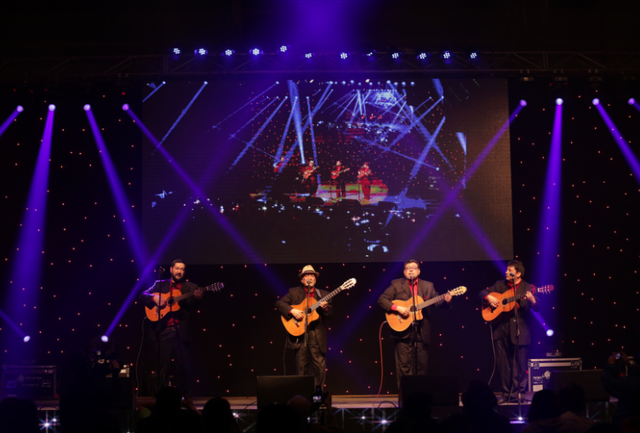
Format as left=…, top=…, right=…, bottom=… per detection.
left=141, top=259, right=202, bottom=397
left=275, top=265, right=332, bottom=389
left=378, top=259, right=452, bottom=391
left=331, top=160, right=348, bottom=198
left=479, top=260, right=538, bottom=404
left=301, top=160, right=319, bottom=197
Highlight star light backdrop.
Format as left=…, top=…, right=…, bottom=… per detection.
left=0, top=79, right=638, bottom=398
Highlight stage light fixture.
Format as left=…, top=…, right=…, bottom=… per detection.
left=17, top=105, right=24, bottom=112
left=48, top=104, right=56, bottom=111
left=629, top=98, right=636, bottom=105
left=222, top=49, right=235, bottom=57
left=101, top=335, right=109, bottom=343
left=592, top=98, right=600, bottom=105
left=83, top=104, right=91, bottom=111
left=304, top=52, right=314, bottom=59
left=520, top=100, right=527, bottom=106
left=250, top=48, right=263, bottom=56
left=172, top=48, right=181, bottom=55
left=122, top=104, right=130, bottom=111
left=279, top=45, right=290, bottom=53
left=556, top=98, right=563, bottom=105
left=417, top=52, right=428, bottom=60
left=194, top=48, right=208, bottom=56
left=546, top=329, right=555, bottom=337
left=442, top=50, right=451, bottom=59
left=364, top=50, right=376, bottom=57
left=391, top=52, right=401, bottom=59
left=339, top=52, right=349, bottom=60
left=23, top=336, right=31, bottom=343
left=469, top=51, right=478, bottom=60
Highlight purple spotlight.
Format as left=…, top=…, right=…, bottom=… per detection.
left=16, top=105, right=24, bottom=112
left=172, top=48, right=181, bottom=55
left=629, top=98, right=636, bottom=105
left=593, top=98, right=600, bottom=105
left=101, top=335, right=109, bottom=343
left=83, top=104, right=91, bottom=111
left=48, top=104, right=56, bottom=111
left=391, top=52, right=400, bottom=59
left=223, top=49, right=235, bottom=57
left=520, top=100, right=527, bottom=106
left=417, top=52, right=428, bottom=60
left=340, top=52, right=349, bottom=60
left=23, top=335, right=31, bottom=343
left=250, top=48, right=263, bottom=56
left=469, top=51, right=478, bottom=59
left=122, top=104, right=130, bottom=111
left=304, top=52, right=314, bottom=59
left=279, top=45, right=289, bottom=53
left=546, top=329, right=555, bottom=337
left=556, top=98, right=563, bottom=105
left=195, top=48, right=208, bottom=56
left=442, top=50, right=451, bottom=59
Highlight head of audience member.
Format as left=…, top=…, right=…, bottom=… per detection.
left=461, top=380, right=498, bottom=414
left=202, top=397, right=237, bottom=432
left=154, top=386, right=184, bottom=414
left=287, top=394, right=311, bottom=425
left=256, top=404, right=299, bottom=433
left=528, top=389, right=560, bottom=424
left=557, top=383, right=587, bottom=415
left=0, top=397, right=40, bottom=433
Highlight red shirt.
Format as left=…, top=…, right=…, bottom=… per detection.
left=165, top=281, right=181, bottom=327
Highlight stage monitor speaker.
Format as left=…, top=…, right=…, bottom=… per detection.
left=548, top=369, right=610, bottom=402
left=256, top=375, right=314, bottom=409
left=400, top=375, right=460, bottom=407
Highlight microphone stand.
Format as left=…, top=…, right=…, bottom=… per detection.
left=155, top=266, right=164, bottom=393
left=410, top=277, right=419, bottom=380
left=511, top=274, right=523, bottom=417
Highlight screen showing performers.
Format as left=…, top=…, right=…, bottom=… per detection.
left=142, top=78, right=513, bottom=264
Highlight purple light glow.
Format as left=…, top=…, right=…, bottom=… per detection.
left=629, top=98, right=636, bottom=105
left=546, top=329, right=555, bottom=337
left=520, top=100, right=527, bottom=106
left=122, top=104, right=129, bottom=111
left=23, top=336, right=31, bottom=343
left=223, top=49, right=235, bottom=57
left=340, top=52, right=349, bottom=60
left=83, top=104, right=91, bottom=111
left=592, top=98, right=600, bottom=105
left=48, top=104, right=56, bottom=111
left=85, top=110, right=149, bottom=267
left=101, top=335, right=109, bottom=343
left=594, top=103, right=640, bottom=185
left=556, top=98, right=563, bottom=105
left=0, top=109, right=22, bottom=138
left=16, top=105, right=24, bottom=112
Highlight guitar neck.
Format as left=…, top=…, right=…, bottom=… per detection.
left=414, top=292, right=448, bottom=311
left=310, top=287, right=343, bottom=311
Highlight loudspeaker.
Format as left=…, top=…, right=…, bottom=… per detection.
left=548, top=369, right=610, bottom=402
left=256, top=375, right=314, bottom=409
left=400, top=375, right=460, bottom=407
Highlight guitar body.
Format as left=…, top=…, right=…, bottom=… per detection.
left=481, top=289, right=516, bottom=322
left=281, top=298, right=321, bottom=337
left=145, top=289, right=183, bottom=321
left=385, top=296, right=425, bottom=332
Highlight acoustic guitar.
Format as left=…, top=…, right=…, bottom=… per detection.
left=481, top=284, right=554, bottom=322
left=331, top=167, right=350, bottom=179
left=145, top=282, right=224, bottom=322
left=385, top=286, right=467, bottom=332
left=281, top=278, right=356, bottom=336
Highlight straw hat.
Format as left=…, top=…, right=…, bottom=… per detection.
left=298, top=265, right=320, bottom=278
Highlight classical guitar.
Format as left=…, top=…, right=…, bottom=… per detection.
left=145, top=282, right=224, bottom=322
left=386, top=286, right=467, bottom=332
left=302, top=166, right=319, bottom=180
left=481, top=284, right=554, bottom=322
left=281, top=278, right=356, bottom=336
left=331, top=167, right=350, bottom=179
left=357, top=169, right=372, bottom=180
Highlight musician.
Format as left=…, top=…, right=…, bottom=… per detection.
left=357, top=162, right=373, bottom=201
left=331, top=160, right=348, bottom=198
left=301, top=160, right=319, bottom=197
left=378, top=259, right=452, bottom=390
left=479, top=260, right=538, bottom=403
left=141, top=259, right=203, bottom=397
left=273, top=156, right=285, bottom=173
left=275, top=265, right=332, bottom=389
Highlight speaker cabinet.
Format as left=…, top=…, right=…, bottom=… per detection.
left=256, top=375, right=314, bottom=409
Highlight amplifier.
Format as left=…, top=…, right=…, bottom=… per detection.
left=2, top=365, right=57, bottom=398
left=528, top=358, right=582, bottom=392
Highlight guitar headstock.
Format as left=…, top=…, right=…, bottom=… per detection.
left=534, top=284, right=554, bottom=295
left=449, top=286, right=467, bottom=296
left=204, top=282, right=224, bottom=293
left=341, top=278, right=357, bottom=291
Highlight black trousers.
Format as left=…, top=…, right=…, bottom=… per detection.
left=156, top=327, right=194, bottom=397
left=393, top=331, right=429, bottom=391
left=496, top=338, right=529, bottom=397
left=290, top=330, right=326, bottom=389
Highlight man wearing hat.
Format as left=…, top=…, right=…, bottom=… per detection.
left=275, top=265, right=333, bottom=389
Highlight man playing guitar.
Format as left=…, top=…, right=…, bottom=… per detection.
left=301, top=160, right=319, bottom=197
left=331, top=160, right=349, bottom=198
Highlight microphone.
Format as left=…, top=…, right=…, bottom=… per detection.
left=509, top=272, right=515, bottom=277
